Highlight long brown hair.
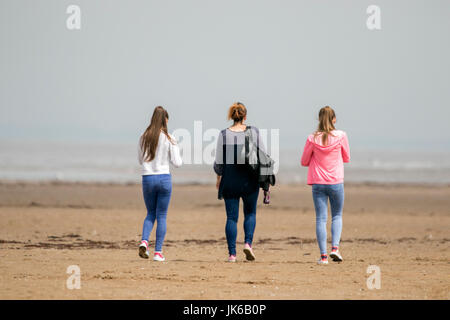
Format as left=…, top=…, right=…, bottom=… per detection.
left=314, top=106, right=336, bottom=146
left=227, top=102, right=247, bottom=123
left=140, top=106, right=172, bottom=162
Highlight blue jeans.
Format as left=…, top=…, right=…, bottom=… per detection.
left=224, top=189, right=259, bottom=256
left=312, top=183, right=344, bottom=255
left=141, top=174, right=172, bottom=252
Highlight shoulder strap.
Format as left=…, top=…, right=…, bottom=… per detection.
left=221, top=129, right=228, bottom=165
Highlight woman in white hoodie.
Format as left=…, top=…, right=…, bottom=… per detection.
left=138, top=106, right=182, bottom=261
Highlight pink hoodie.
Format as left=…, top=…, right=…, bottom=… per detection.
left=301, top=130, right=350, bottom=185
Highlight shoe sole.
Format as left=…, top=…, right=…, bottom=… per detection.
left=329, top=252, right=343, bottom=262
left=243, top=248, right=255, bottom=261
left=153, top=257, right=165, bottom=262
left=139, top=246, right=149, bottom=259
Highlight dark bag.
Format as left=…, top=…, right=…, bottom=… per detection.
left=244, top=126, right=276, bottom=191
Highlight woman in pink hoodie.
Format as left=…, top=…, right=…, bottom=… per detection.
left=301, top=106, right=350, bottom=265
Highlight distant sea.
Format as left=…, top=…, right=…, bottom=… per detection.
left=1, top=140, right=450, bottom=185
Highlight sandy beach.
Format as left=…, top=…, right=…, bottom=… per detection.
left=0, top=182, right=449, bottom=299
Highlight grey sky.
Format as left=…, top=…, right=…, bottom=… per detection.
left=1, top=0, right=449, bottom=151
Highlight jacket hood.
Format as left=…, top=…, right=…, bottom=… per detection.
left=308, top=130, right=345, bottom=150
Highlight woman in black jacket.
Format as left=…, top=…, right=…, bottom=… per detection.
left=214, top=102, right=265, bottom=262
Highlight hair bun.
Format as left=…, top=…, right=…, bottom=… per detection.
left=228, top=102, right=247, bottom=122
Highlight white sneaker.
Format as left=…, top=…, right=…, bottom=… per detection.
left=317, top=255, right=329, bottom=265
left=138, top=240, right=150, bottom=259
left=243, top=243, right=256, bottom=261
left=153, top=252, right=165, bottom=262
left=329, top=249, right=343, bottom=262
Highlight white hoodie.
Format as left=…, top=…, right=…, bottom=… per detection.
left=138, top=132, right=183, bottom=175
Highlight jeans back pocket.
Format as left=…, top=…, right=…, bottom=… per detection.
left=159, top=175, right=172, bottom=193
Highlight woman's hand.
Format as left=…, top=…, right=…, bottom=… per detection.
left=216, top=175, right=221, bottom=190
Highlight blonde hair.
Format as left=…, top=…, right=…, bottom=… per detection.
left=227, top=102, right=247, bottom=123
left=314, top=106, right=336, bottom=146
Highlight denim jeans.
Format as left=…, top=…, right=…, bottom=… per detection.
left=312, top=183, right=344, bottom=255
left=141, top=174, right=172, bottom=252
left=224, top=189, right=259, bottom=256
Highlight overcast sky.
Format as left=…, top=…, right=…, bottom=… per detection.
left=1, top=0, right=449, bottom=151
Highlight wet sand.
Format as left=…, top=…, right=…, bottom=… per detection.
left=0, top=182, right=449, bottom=299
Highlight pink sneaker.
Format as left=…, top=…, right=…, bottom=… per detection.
left=153, top=252, right=165, bottom=262
left=228, top=255, right=236, bottom=262
left=138, top=240, right=149, bottom=259
left=317, top=254, right=329, bottom=265
left=243, top=243, right=256, bottom=261
left=329, top=246, right=343, bottom=262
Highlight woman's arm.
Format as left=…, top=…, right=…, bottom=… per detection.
left=216, top=175, right=221, bottom=190
left=138, top=138, right=143, bottom=165
left=213, top=130, right=224, bottom=176
left=341, top=132, right=350, bottom=163
left=301, top=138, right=313, bottom=166
left=168, top=135, right=183, bottom=167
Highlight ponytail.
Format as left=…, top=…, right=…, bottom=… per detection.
left=314, top=106, right=336, bottom=146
